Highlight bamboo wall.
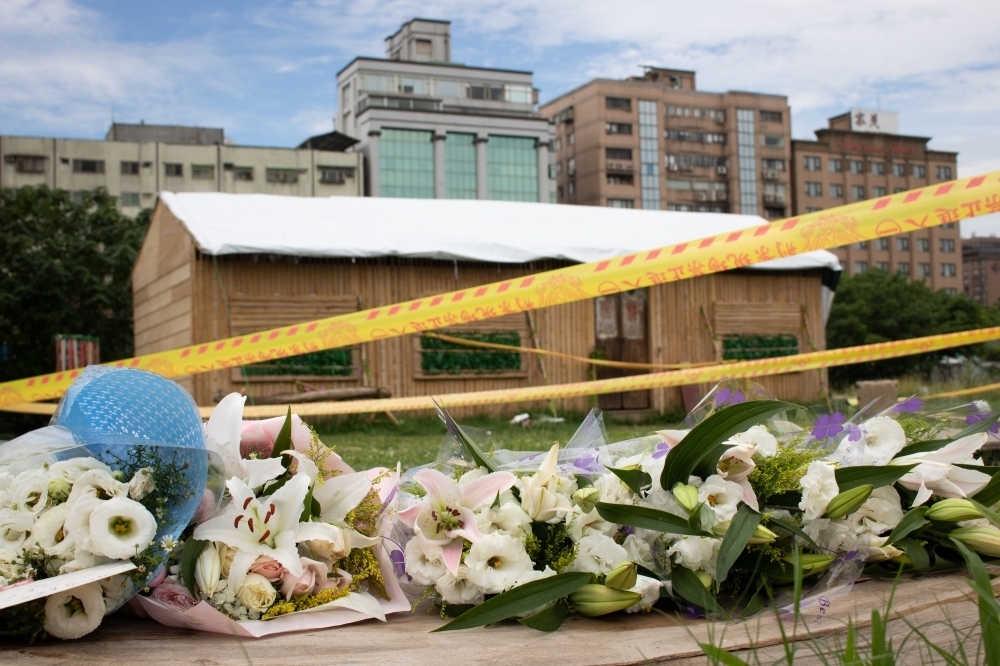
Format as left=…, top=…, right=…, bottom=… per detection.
left=134, top=205, right=829, bottom=415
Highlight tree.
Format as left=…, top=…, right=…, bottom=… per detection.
left=0, top=186, right=149, bottom=385
left=826, top=269, right=1000, bottom=385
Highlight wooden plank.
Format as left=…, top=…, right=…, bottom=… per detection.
left=713, top=301, right=801, bottom=335
left=133, top=264, right=192, bottom=305
left=134, top=296, right=193, bottom=336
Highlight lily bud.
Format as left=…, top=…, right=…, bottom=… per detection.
left=672, top=483, right=699, bottom=514
left=711, top=521, right=778, bottom=544
left=950, top=526, right=1000, bottom=557
left=47, top=478, right=72, bottom=503
left=194, top=543, right=222, bottom=596
left=695, top=570, right=713, bottom=589
left=925, top=499, right=983, bottom=523
left=824, top=484, right=873, bottom=520
left=569, top=584, right=642, bottom=617
left=572, top=487, right=601, bottom=514
left=604, top=561, right=637, bottom=591
left=784, top=552, right=836, bottom=575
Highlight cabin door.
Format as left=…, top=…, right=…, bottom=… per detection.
left=594, top=290, right=650, bottom=410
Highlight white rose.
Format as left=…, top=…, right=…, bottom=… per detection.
left=0, top=507, right=34, bottom=551
left=30, top=503, right=76, bottom=559
left=236, top=572, right=277, bottom=613
left=127, top=468, right=156, bottom=501
left=622, top=533, right=655, bottom=569
left=88, top=497, right=157, bottom=560
left=697, top=475, right=743, bottom=523
left=435, top=565, right=484, bottom=605
left=666, top=536, right=721, bottom=577
left=43, top=581, right=106, bottom=639
left=404, top=536, right=447, bottom=586
left=48, top=458, right=112, bottom=484
left=465, top=532, right=534, bottom=594
left=11, top=470, right=49, bottom=515
left=565, top=533, right=628, bottom=575
left=799, top=462, right=839, bottom=521
left=626, top=575, right=663, bottom=613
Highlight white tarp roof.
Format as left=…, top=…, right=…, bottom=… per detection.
left=159, top=192, right=841, bottom=272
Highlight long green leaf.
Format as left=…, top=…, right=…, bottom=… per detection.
left=969, top=499, right=1000, bottom=530
left=884, top=506, right=929, bottom=546
left=895, top=439, right=950, bottom=459
left=269, top=407, right=293, bottom=464
left=715, top=505, right=761, bottom=587
left=661, top=400, right=799, bottom=492
left=435, top=400, right=498, bottom=473
left=973, top=472, right=1000, bottom=508
left=517, top=600, right=568, bottom=632
left=767, top=515, right=820, bottom=550
left=671, top=566, right=730, bottom=619
left=950, top=538, right=1000, bottom=666
left=740, top=578, right=769, bottom=619
left=180, top=538, right=208, bottom=596
left=606, top=466, right=652, bottom=496
left=895, top=537, right=930, bottom=571
left=699, top=643, right=750, bottom=666
left=835, top=464, right=916, bottom=492
left=433, top=572, right=590, bottom=632
left=596, top=502, right=711, bottom=537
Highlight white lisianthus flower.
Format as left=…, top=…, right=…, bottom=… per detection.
left=477, top=501, right=532, bottom=536
left=565, top=533, right=628, bottom=575
left=65, top=470, right=128, bottom=509
left=726, top=425, right=778, bottom=458
left=64, top=496, right=102, bottom=554
left=799, top=462, right=839, bottom=521
left=127, top=468, right=156, bottom=501
left=642, top=487, right=688, bottom=519
left=465, top=532, right=534, bottom=594
left=565, top=508, right=617, bottom=541
left=804, top=519, right=902, bottom=561
left=88, top=497, right=157, bottom=559
left=511, top=565, right=556, bottom=588
left=666, top=536, right=721, bottom=578
left=30, top=503, right=76, bottom=559
left=594, top=473, right=637, bottom=505
left=435, top=565, right=485, bottom=605
left=404, top=537, right=447, bottom=586
left=626, top=575, right=663, bottom=613
left=520, top=444, right=576, bottom=523
left=11, top=470, right=49, bottom=515
left=0, top=547, right=25, bottom=582
left=43, top=581, right=106, bottom=639
left=100, top=574, right=135, bottom=611
left=48, top=458, right=113, bottom=485
left=836, top=416, right=906, bottom=466
left=622, top=534, right=655, bottom=570
left=0, top=508, right=34, bottom=551
left=697, top=475, right=743, bottom=523
left=236, top=572, right=277, bottom=613
left=195, top=542, right=222, bottom=596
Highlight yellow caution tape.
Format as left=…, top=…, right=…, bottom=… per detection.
left=5, top=326, right=997, bottom=418
left=1, top=170, right=998, bottom=408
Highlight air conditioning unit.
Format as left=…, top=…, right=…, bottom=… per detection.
left=696, top=192, right=708, bottom=202
left=716, top=166, right=728, bottom=175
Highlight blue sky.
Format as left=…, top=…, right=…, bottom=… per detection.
left=3, top=0, right=1000, bottom=234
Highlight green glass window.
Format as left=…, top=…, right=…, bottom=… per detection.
left=445, top=132, right=477, bottom=199
left=486, top=135, right=538, bottom=202
left=380, top=128, right=434, bottom=198
left=242, top=349, right=353, bottom=377
left=721, top=334, right=799, bottom=361
left=420, top=331, right=522, bottom=375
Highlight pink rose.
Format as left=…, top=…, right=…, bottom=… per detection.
left=280, top=568, right=316, bottom=600
left=147, top=566, right=167, bottom=589
left=240, top=415, right=352, bottom=478
left=249, top=556, right=286, bottom=582
left=150, top=580, right=198, bottom=609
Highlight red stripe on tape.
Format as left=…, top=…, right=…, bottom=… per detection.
left=726, top=232, right=742, bottom=243
left=672, top=243, right=687, bottom=255
left=904, top=191, right=922, bottom=203
left=872, top=198, right=891, bottom=210
left=198, top=345, right=209, bottom=354
left=287, top=327, right=298, bottom=336
left=595, top=261, right=610, bottom=272
left=497, top=282, right=511, bottom=293
left=967, top=176, right=985, bottom=189
left=781, top=218, right=800, bottom=231
left=520, top=277, right=534, bottom=288
left=754, top=225, right=770, bottom=237
left=620, top=255, right=636, bottom=266
left=388, top=306, right=401, bottom=315
left=367, top=310, right=380, bottom=320
left=474, top=287, right=488, bottom=297
left=452, top=292, right=465, bottom=302
left=181, top=349, right=191, bottom=358
left=935, top=184, right=953, bottom=196
left=431, top=296, right=443, bottom=306
left=698, top=237, right=714, bottom=249
left=408, top=301, right=421, bottom=311
left=646, top=249, right=661, bottom=261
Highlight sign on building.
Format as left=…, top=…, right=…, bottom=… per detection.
left=849, top=109, right=899, bottom=134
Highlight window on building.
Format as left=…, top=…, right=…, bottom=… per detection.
left=897, top=237, right=910, bottom=251
left=607, top=198, right=634, bottom=208
left=568, top=132, right=574, bottom=145
left=855, top=261, right=868, bottom=274
left=164, top=163, right=183, bottom=177
left=437, top=80, right=459, bottom=97
left=266, top=168, right=300, bottom=184
left=72, top=159, right=105, bottom=174
left=830, top=183, right=844, bottom=198
left=941, top=238, right=956, bottom=253
left=444, top=132, right=476, bottom=199
left=487, top=135, right=539, bottom=202
left=851, top=185, right=866, bottom=200
left=568, top=157, right=576, bottom=175
left=468, top=84, right=504, bottom=100
left=319, top=167, right=354, bottom=184
left=875, top=238, right=889, bottom=251
left=5, top=154, right=46, bottom=173
left=557, top=185, right=563, bottom=199
left=761, top=135, right=783, bottom=147
left=917, top=238, right=930, bottom=252
left=666, top=106, right=726, bottom=121
left=736, top=109, right=758, bottom=215
left=876, top=261, right=890, bottom=272
left=606, top=97, right=632, bottom=111
left=665, top=130, right=726, bottom=144
left=666, top=154, right=728, bottom=170
left=828, top=158, right=843, bottom=173
left=415, top=38, right=432, bottom=56
left=234, top=167, right=253, bottom=181
left=380, top=128, right=434, bottom=198
left=894, top=187, right=906, bottom=193
left=805, top=207, right=823, bottom=213
left=805, top=182, right=822, bottom=197
left=505, top=85, right=533, bottom=104
left=120, top=161, right=139, bottom=175
left=942, top=222, right=956, bottom=229
left=553, top=161, right=562, bottom=176
left=606, top=148, right=633, bottom=161
left=873, top=186, right=886, bottom=197
left=856, top=241, right=869, bottom=250
left=937, top=165, right=953, bottom=180
left=942, top=263, right=957, bottom=277
left=120, top=192, right=140, bottom=207
left=605, top=123, right=632, bottom=135
left=760, top=110, right=782, bottom=123
left=913, top=164, right=926, bottom=178
left=892, top=163, right=906, bottom=177
left=418, top=331, right=523, bottom=377
left=191, top=164, right=214, bottom=180
left=638, top=100, right=661, bottom=210
left=363, top=74, right=391, bottom=92
left=849, top=160, right=864, bottom=175
left=804, top=156, right=821, bottom=171
left=667, top=203, right=693, bottom=211
left=568, top=181, right=575, bottom=195
left=871, top=161, right=885, bottom=175
left=918, top=262, right=931, bottom=277
left=761, top=158, right=785, bottom=171
left=897, top=262, right=910, bottom=275
left=606, top=173, right=634, bottom=185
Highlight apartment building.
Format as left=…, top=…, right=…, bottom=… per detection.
left=539, top=68, right=792, bottom=218
left=0, top=123, right=363, bottom=212
left=791, top=111, right=960, bottom=293
left=336, top=19, right=554, bottom=202
left=962, top=237, right=1000, bottom=306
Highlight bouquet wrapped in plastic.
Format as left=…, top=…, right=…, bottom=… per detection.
left=132, top=394, right=409, bottom=636
left=0, top=367, right=221, bottom=641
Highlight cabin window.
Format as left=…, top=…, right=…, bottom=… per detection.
left=418, top=330, right=524, bottom=376
left=242, top=349, right=354, bottom=377
left=721, top=334, right=799, bottom=361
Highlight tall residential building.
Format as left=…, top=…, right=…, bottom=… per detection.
left=1, top=123, right=364, bottom=211
left=539, top=68, right=792, bottom=218
left=336, top=19, right=554, bottom=202
left=791, top=111, right=960, bottom=294
left=963, top=237, right=1000, bottom=306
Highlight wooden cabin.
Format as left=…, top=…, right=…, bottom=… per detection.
left=132, top=193, right=841, bottom=415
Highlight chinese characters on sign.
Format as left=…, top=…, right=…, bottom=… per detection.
left=849, top=109, right=899, bottom=134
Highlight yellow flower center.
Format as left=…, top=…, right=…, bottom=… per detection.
left=707, top=494, right=718, bottom=507
left=110, top=516, right=134, bottom=536
left=64, top=596, right=85, bottom=616
left=487, top=556, right=504, bottom=569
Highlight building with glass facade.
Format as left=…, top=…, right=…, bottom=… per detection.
left=336, top=19, right=554, bottom=203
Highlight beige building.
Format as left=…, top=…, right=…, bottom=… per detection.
left=540, top=68, right=793, bottom=219
left=0, top=123, right=364, bottom=212
left=963, top=237, right=1000, bottom=306
left=791, top=111, right=961, bottom=294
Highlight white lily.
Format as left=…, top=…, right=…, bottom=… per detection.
left=298, top=453, right=380, bottom=557
left=205, top=393, right=286, bottom=489
left=892, top=433, right=991, bottom=506
left=521, top=444, right=576, bottom=523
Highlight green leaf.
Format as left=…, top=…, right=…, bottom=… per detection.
left=661, top=400, right=800, bottom=493
left=884, top=506, right=929, bottom=546
left=433, top=572, right=590, bottom=632
left=692, top=445, right=731, bottom=481
left=767, top=515, right=820, bottom=550
left=574, top=474, right=594, bottom=489
left=969, top=499, right=1000, bottom=530
left=517, top=600, right=568, bottom=632
left=435, top=400, right=498, bottom=473
left=835, top=464, right=916, bottom=492
left=698, top=642, right=750, bottom=666
left=959, top=465, right=1000, bottom=476
left=950, top=538, right=1000, bottom=666
left=595, top=502, right=712, bottom=537
left=180, top=538, right=209, bottom=596
left=605, top=466, right=652, bottom=496
left=762, top=490, right=802, bottom=509
left=269, top=407, right=294, bottom=464
left=973, top=472, right=1000, bottom=508
left=895, top=537, right=930, bottom=571
left=688, top=503, right=715, bottom=534
left=895, top=439, right=950, bottom=459
left=740, top=578, right=769, bottom=619
left=715, top=505, right=761, bottom=587
left=671, top=567, right=730, bottom=619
